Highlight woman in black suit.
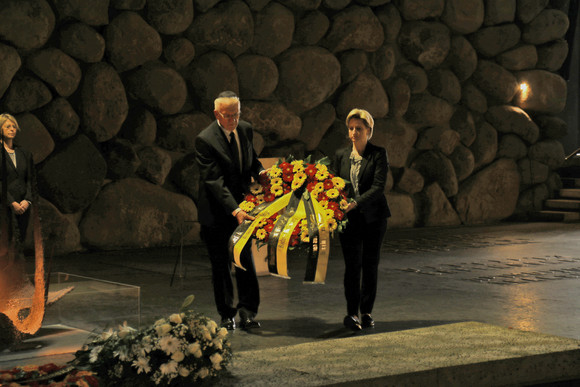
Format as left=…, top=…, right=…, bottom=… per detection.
left=333, top=108, right=390, bottom=331
left=0, top=113, right=33, bottom=243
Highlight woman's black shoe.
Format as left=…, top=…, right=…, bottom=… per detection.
left=343, top=315, right=362, bottom=331
left=361, top=314, right=375, bottom=328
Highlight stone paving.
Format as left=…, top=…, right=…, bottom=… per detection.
left=3, top=221, right=580, bottom=374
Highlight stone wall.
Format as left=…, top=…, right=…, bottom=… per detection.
left=0, top=0, right=570, bottom=253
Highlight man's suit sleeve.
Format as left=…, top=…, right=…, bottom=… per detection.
left=194, top=135, right=240, bottom=214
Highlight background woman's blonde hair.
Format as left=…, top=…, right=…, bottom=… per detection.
left=346, top=108, right=374, bottom=140
left=0, top=113, right=19, bottom=132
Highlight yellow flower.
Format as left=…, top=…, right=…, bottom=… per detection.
left=271, top=177, right=283, bottom=186
left=316, top=164, right=328, bottom=172
left=256, top=228, right=267, bottom=240
left=250, top=183, right=263, bottom=195
left=271, top=184, right=284, bottom=197
left=312, top=182, right=324, bottom=194
left=315, top=170, right=329, bottom=181
left=332, top=177, right=345, bottom=189
left=325, top=209, right=335, bottom=219
left=256, top=195, right=265, bottom=204
left=319, top=200, right=328, bottom=209
left=327, top=218, right=337, bottom=231
left=340, top=199, right=349, bottom=210
left=257, top=218, right=268, bottom=227
left=268, top=166, right=282, bottom=178
left=300, top=232, right=310, bottom=243
left=291, top=176, right=306, bottom=190
left=291, top=160, right=303, bottom=166
left=292, top=162, right=305, bottom=173
left=294, top=171, right=307, bottom=180
left=240, top=201, right=255, bottom=212
left=327, top=188, right=339, bottom=199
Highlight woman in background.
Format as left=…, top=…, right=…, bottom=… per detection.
left=333, top=108, right=391, bottom=331
left=0, top=113, right=33, bottom=243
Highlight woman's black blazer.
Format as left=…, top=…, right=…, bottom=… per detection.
left=333, top=142, right=391, bottom=224
left=1, top=147, right=33, bottom=206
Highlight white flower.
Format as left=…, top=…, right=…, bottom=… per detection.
left=212, top=339, right=223, bottom=350
left=89, top=346, right=103, bottom=363
left=113, top=346, right=131, bottom=362
left=171, top=351, right=185, bottom=362
left=217, top=327, right=228, bottom=339
left=197, top=367, right=210, bottom=379
left=156, top=323, right=172, bottom=336
left=118, top=321, right=136, bottom=339
left=100, top=328, right=114, bottom=341
left=159, top=360, right=178, bottom=376
left=169, top=313, right=182, bottom=324
left=206, top=320, right=218, bottom=335
left=201, top=326, right=212, bottom=341
left=178, top=366, right=190, bottom=377
left=132, top=357, right=151, bottom=374
left=210, top=353, right=223, bottom=370
left=187, top=342, right=202, bottom=358
left=159, top=335, right=181, bottom=355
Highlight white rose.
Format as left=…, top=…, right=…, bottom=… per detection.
left=169, top=314, right=182, bottom=324
left=178, top=366, right=190, bottom=377
left=172, top=351, right=185, bottom=362
left=217, top=327, right=228, bottom=339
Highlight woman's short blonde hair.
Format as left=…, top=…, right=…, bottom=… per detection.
left=0, top=113, right=19, bottom=132
left=346, top=108, right=374, bottom=140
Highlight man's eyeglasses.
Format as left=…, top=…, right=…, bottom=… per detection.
left=217, top=111, right=241, bottom=120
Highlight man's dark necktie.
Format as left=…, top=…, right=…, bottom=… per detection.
left=229, top=132, right=240, bottom=172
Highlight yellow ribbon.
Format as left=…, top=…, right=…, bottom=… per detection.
left=231, top=193, right=291, bottom=270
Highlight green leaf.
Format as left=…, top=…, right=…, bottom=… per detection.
left=180, top=295, right=195, bottom=311
left=315, top=156, right=331, bottom=166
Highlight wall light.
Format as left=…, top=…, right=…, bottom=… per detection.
left=519, top=82, right=530, bottom=101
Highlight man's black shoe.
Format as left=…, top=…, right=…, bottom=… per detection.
left=361, top=314, right=375, bottom=328
left=220, top=317, right=236, bottom=330
left=343, top=315, right=362, bottom=331
left=239, top=309, right=261, bottom=329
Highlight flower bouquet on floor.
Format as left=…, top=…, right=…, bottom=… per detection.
left=0, top=363, right=98, bottom=386
left=229, top=155, right=350, bottom=284
left=72, top=295, right=232, bottom=387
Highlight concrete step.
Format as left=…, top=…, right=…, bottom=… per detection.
left=224, top=322, right=580, bottom=386
left=534, top=210, right=580, bottom=222
left=559, top=188, right=580, bottom=199
left=544, top=198, right=580, bottom=210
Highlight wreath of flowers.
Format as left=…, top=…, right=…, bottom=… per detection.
left=0, top=363, right=98, bottom=386
left=239, top=156, right=350, bottom=248
left=72, top=296, right=232, bottom=386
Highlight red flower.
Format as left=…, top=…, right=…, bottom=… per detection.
left=264, top=223, right=274, bottom=233
left=323, top=179, right=334, bottom=190
left=282, top=172, right=293, bottom=182
left=292, top=225, right=301, bottom=235
left=279, top=161, right=291, bottom=170
left=38, top=363, right=62, bottom=374
left=258, top=172, right=269, bottom=185
left=327, top=201, right=339, bottom=211
left=290, top=234, right=299, bottom=246
left=283, top=186, right=291, bottom=194
left=244, top=194, right=257, bottom=203
left=334, top=209, right=344, bottom=220
left=318, top=192, right=328, bottom=201
left=264, top=192, right=275, bottom=202
left=304, top=164, right=317, bottom=177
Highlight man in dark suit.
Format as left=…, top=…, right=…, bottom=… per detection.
left=194, top=91, right=264, bottom=330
